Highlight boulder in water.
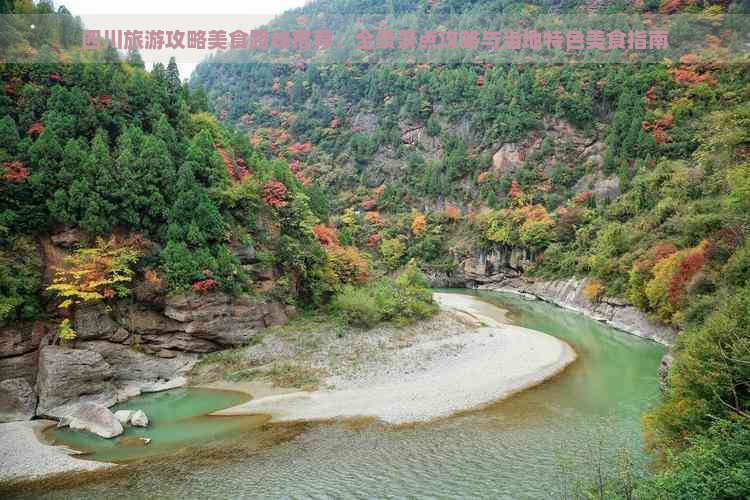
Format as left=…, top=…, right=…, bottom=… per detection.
left=130, top=409, right=149, bottom=427
left=58, top=402, right=124, bottom=438
left=114, top=410, right=133, bottom=426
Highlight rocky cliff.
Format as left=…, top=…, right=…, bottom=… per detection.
left=427, top=247, right=676, bottom=346
left=0, top=233, right=290, bottom=423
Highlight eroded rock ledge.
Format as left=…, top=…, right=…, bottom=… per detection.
left=426, top=247, right=676, bottom=346
left=0, top=291, right=288, bottom=422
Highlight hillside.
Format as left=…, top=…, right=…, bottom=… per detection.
left=191, top=0, right=750, bottom=494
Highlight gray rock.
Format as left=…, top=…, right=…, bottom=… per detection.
left=230, top=241, right=257, bottom=264
left=658, top=353, right=674, bottom=392
left=119, top=305, right=184, bottom=335
left=130, top=410, right=148, bottom=427
left=35, top=345, right=116, bottom=418
left=50, top=228, right=87, bottom=248
left=0, top=378, right=36, bottom=422
left=114, top=410, right=133, bottom=426
left=0, top=322, right=47, bottom=358
left=73, top=304, right=120, bottom=340
left=164, top=293, right=287, bottom=346
left=0, top=350, right=39, bottom=385
left=58, top=402, right=123, bottom=438
left=77, top=341, right=195, bottom=384
left=140, top=332, right=219, bottom=353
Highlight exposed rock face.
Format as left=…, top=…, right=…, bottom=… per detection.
left=35, top=345, right=117, bottom=418
left=574, top=171, right=621, bottom=203
left=0, top=378, right=36, bottom=422
left=73, top=304, right=121, bottom=340
left=481, top=277, right=676, bottom=345
left=658, top=353, right=674, bottom=392
left=164, top=293, right=288, bottom=346
left=78, top=341, right=195, bottom=385
left=57, top=402, right=124, bottom=438
left=0, top=322, right=47, bottom=358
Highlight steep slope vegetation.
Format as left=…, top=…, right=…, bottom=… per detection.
left=193, top=0, right=750, bottom=493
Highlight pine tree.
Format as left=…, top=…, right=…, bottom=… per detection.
left=0, top=115, right=19, bottom=153
left=166, top=162, right=225, bottom=245
left=126, top=49, right=145, bottom=69
left=136, top=135, right=175, bottom=230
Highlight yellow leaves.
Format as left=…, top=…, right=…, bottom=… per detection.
left=56, top=319, right=77, bottom=342
left=46, top=236, right=141, bottom=312
left=583, top=280, right=605, bottom=304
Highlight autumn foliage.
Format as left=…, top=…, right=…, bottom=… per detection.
left=261, top=180, right=289, bottom=207
left=192, top=278, right=217, bottom=294
left=411, top=213, right=426, bottom=235
left=1, top=161, right=29, bottom=182
left=313, top=224, right=340, bottom=246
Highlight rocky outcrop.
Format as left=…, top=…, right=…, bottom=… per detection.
left=658, top=353, right=674, bottom=392
left=57, top=402, right=124, bottom=438
left=480, top=277, right=676, bottom=345
left=130, top=409, right=148, bottom=427
left=0, top=378, right=36, bottom=422
left=35, top=345, right=117, bottom=418
left=164, top=293, right=288, bottom=346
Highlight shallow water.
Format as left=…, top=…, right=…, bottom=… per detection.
left=23, top=290, right=664, bottom=499
left=47, top=388, right=263, bottom=462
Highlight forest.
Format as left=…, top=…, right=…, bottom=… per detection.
left=1, top=0, right=749, bottom=497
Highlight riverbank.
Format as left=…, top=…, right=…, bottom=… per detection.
left=0, top=420, right=113, bottom=482
left=211, top=292, right=576, bottom=424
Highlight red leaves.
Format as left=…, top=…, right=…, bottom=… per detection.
left=659, top=0, right=681, bottom=14
left=289, top=159, right=310, bottom=186
left=572, top=191, right=591, bottom=206
left=261, top=180, right=288, bottom=207
left=192, top=278, right=217, bottom=294
left=367, top=233, right=382, bottom=247
left=668, top=243, right=707, bottom=306
left=48, top=73, right=64, bottom=84
left=509, top=179, right=524, bottom=202
left=27, top=122, right=44, bottom=137
left=313, top=224, right=339, bottom=246
left=1, top=161, right=29, bottom=182
left=360, top=198, right=376, bottom=211
left=642, top=114, right=674, bottom=144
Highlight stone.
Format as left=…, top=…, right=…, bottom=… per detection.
left=0, top=350, right=39, bottom=385
left=230, top=241, right=257, bottom=264
left=77, top=341, right=195, bottom=385
left=658, top=353, right=674, bottom=392
left=492, top=143, right=524, bottom=176
left=114, top=410, right=133, bottom=426
left=140, top=333, right=219, bottom=353
left=130, top=410, right=148, bottom=427
left=0, top=322, right=47, bottom=358
left=110, top=328, right=131, bottom=343
left=0, top=378, right=36, bottom=422
left=50, top=228, right=87, bottom=248
left=164, top=292, right=287, bottom=346
left=119, top=305, right=184, bottom=335
left=73, top=303, right=120, bottom=340
left=58, top=402, right=124, bottom=438
left=35, top=345, right=116, bottom=418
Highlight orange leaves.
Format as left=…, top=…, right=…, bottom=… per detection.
left=668, top=241, right=708, bottom=306
left=411, top=213, right=426, bottom=236
left=325, top=245, right=369, bottom=284
left=27, top=122, right=44, bottom=137
left=671, top=54, right=716, bottom=87
left=572, top=191, right=591, bottom=206
left=360, top=198, right=376, bottom=211
left=443, top=205, right=461, bottom=222
left=365, top=211, right=384, bottom=227
left=313, top=224, right=340, bottom=246
left=367, top=233, right=382, bottom=247
left=289, top=159, right=310, bottom=186
left=659, top=0, right=682, bottom=14
left=1, top=161, right=29, bottom=183
left=288, top=142, right=313, bottom=155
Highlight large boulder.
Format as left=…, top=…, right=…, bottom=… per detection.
left=35, top=345, right=116, bottom=418
left=73, top=304, right=120, bottom=340
left=0, top=378, right=36, bottom=422
left=78, top=341, right=195, bottom=386
left=0, top=322, right=47, bottom=358
left=0, top=350, right=39, bottom=386
left=130, top=409, right=149, bottom=427
left=58, top=402, right=123, bottom=438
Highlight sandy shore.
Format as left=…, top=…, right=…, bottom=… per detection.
left=213, top=292, right=576, bottom=424
left=0, top=420, right=113, bottom=482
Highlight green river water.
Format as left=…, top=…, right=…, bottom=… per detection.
left=26, top=290, right=664, bottom=499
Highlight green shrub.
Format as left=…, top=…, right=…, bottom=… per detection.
left=331, top=264, right=437, bottom=328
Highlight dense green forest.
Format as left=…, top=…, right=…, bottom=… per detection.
left=1, top=0, right=749, bottom=496
left=191, top=0, right=750, bottom=496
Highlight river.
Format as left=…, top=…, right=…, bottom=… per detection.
left=20, top=290, right=664, bottom=499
